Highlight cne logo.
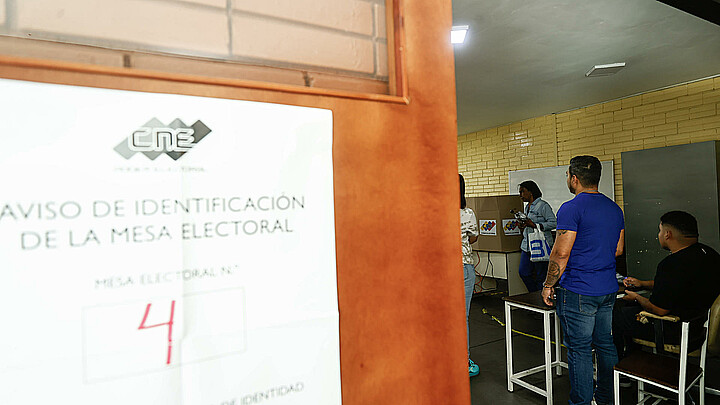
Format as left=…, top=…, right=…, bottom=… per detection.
left=480, top=221, right=496, bottom=232
left=504, top=220, right=519, bottom=231
left=114, top=118, right=212, bottom=161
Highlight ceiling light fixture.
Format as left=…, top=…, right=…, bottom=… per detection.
left=585, top=62, right=626, bottom=77
left=451, top=25, right=469, bottom=44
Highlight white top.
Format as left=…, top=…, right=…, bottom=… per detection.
left=461, top=207, right=479, bottom=265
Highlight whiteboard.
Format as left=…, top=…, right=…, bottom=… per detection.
left=508, top=161, right=615, bottom=213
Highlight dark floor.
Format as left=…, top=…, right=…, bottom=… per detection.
left=468, top=292, right=720, bottom=405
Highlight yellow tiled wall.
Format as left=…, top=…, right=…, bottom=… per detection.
left=458, top=76, right=720, bottom=208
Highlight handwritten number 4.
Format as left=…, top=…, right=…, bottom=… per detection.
left=138, top=301, right=176, bottom=365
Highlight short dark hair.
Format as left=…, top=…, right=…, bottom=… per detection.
left=519, top=180, right=542, bottom=199
left=459, top=174, right=467, bottom=209
left=660, top=211, right=699, bottom=238
left=569, top=155, right=601, bottom=187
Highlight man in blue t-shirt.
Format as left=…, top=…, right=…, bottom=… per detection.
left=541, top=155, right=625, bottom=405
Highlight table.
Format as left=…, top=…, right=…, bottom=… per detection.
left=503, top=291, right=567, bottom=405
left=472, top=251, right=525, bottom=295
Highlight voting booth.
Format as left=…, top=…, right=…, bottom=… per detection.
left=467, top=196, right=525, bottom=295
left=467, top=195, right=523, bottom=252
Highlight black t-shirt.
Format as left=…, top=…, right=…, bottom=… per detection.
left=651, top=243, right=720, bottom=319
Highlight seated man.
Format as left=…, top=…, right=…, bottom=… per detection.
left=613, top=210, right=720, bottom=360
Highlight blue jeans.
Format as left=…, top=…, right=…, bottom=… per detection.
left=555, top=287, right=618, bottom=405
left=519, top=250, right=548, bottom=292
left=463, top=263, right=476, bottom=357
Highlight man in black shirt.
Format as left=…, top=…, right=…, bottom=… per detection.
left=613, top=211, right=720, bottom=359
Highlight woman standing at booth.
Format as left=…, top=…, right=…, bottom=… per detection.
left=518, top=180, right=557, bottom=292
left=460, top=174, right=480, bottom=377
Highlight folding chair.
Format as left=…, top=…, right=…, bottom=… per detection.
left=613, top=310, right=710, bottom=405
left=700, top=294, right=720, bottom=397
left=629, top=295, right=720, bottom=397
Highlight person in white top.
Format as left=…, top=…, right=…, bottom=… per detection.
left=460, top=174, right=480, bottom=377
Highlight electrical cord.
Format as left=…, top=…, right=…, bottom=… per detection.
left=482, top=251, right=499, bottom=291
left=473, top=250, right=498, bottom=293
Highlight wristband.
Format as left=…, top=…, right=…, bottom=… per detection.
left=543, top=284, right=553, bottom=289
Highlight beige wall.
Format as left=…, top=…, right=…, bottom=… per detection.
left=458, top=75, right=720, bottom=207
left=1, top=0, right=387, bottom=78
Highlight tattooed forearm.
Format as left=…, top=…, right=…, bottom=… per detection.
left=543, top=229, right=573, bottom=287
left=544, top=260, right=562, bottom=286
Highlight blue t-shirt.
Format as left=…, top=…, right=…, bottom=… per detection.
left=557, top=192, right=624, bottom=296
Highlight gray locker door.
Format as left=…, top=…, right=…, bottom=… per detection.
left=622, top=141, right=720, bottom=280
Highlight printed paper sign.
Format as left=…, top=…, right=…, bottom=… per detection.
left=0, top=78, right=340, bottom=405
left=478, top=220, right=497, bottom=235
left=502, top=219, right=521, bottom=236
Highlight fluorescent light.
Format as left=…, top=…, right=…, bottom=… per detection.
left=451, top=25, right=469, bottom=44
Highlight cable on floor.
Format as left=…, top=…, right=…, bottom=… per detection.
left=481, top=307, right=565, bottom=347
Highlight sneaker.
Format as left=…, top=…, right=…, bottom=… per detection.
left=468, top=359, right=480, bottom=377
